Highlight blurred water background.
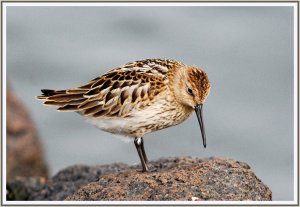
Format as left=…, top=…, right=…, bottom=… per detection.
left=6, top=5, right=294, bottom=200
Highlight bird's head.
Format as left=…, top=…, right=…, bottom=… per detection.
left=172, top=66, right=210, bottom=107
left=171, top=65, right=211, bottom=147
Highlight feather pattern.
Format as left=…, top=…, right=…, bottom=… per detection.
left=37, top=58, right=181, bottom=118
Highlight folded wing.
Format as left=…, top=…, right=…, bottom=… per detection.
left=37, top=70, right=166, bottom=118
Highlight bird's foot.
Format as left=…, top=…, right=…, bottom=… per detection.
left=137, top=163, right=158, bottom=173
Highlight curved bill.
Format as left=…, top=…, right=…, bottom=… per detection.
left=194, top=104, right=206, bottom=148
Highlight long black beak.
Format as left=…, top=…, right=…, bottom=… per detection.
left=194, top=104, right=206, bottom=148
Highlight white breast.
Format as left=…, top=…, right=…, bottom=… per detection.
left=84, top=91, right=192, bottom=141
left=85, top=117, right=134, bottom=141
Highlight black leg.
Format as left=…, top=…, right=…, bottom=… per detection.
left=140, top=138, right=148, bottom=163
left=134, top=137, right=149, bottom=172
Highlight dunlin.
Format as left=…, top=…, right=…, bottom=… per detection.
left=37, top=59, right=210, bottom=172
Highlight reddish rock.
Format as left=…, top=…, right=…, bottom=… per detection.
left=6, top=85, right=48, bottom=180
left=66, top=157, right=272, bottom=201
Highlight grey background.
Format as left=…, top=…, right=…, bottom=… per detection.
left=6, top=6, right=294, bottom=201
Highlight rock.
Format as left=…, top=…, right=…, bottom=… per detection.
left=66, top=157, right=271, bottom=201
left=6, top=85, right=48, bottom=180
left=7, top=163, right=130, bottom=200
left=7, top=157, right=194, bottom=200
left=6, top=177, right=47, bottom=200
left=6, top=157, right=272, bottom=201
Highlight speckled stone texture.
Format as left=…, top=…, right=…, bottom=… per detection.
left=66, top=157, right=271, bottom=201
left=7, top=157, right=272, bottom=201
left=6, top=86, right=48, bottom=181
left=6, top=163, right=129, bottom=200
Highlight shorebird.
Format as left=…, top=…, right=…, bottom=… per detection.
left=37, top=58, right=210, bottom=172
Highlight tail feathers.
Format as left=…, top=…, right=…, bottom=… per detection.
left=41, top=89, right=55, bottom=96
left=37, top=89, right=66, bottom=99
left=37, top=88, right=87, bottom=112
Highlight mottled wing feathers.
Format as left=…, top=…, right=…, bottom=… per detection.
left=37, top=62, right=169, bottom=118
left=114, top=58, right=182, bottom=76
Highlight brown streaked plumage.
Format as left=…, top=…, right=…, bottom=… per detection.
left=37, top=58, right=211, bottom=172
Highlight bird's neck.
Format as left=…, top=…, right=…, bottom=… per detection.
left=167, top=66, right=193, bottom=114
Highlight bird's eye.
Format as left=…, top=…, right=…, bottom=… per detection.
left=187, top=87, right=193, bottom=96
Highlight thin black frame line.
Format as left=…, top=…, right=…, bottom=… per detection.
left=1, top=1, right=4, bottom=206
left=297, top=0, right=299, bottom=206
left=1, top=1, right=299, bottom=3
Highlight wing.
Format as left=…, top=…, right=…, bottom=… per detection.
left=37, top=69, right=167, bottom=118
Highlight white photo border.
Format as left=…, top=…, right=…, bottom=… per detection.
left=1, top=1, right=298, bottom=206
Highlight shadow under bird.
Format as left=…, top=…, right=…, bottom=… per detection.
left=37, top=58, right=211, bottom=172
